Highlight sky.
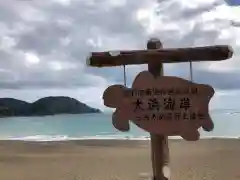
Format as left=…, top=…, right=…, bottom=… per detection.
left=0, top=0, right=239, bottom=112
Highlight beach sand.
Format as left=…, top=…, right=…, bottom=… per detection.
left=0, top=139, right=239, bottom=180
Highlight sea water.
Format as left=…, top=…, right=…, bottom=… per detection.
left=0, top=112, right=239, bottom=141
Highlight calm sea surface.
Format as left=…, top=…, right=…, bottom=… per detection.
left=0, top=112, right=239, bottom=141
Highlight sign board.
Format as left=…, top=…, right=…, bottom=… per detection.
left=103, top=71, right=215, bottom=141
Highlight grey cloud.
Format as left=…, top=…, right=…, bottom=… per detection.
left=156, top=0, right=222, bottom=21
left=0, top=3, right=20, bottom=25
left=0, top=67, right=106, bottom=89
left=0, top=0, right=238, bottom=90
left=193, top=69, right=240, bottom=90
left=156, top=23, right=221, bottom=48
left=13, top=0, right=149, bottom=67
left=0, top=79, right=93, bottom=89
left=231, top=21, right=240, bottom=27
left=161, top=59, right=240, bottom=91
left=14, top=0, right=147, bottom=55
left=15, top=20, right=71, bottom=55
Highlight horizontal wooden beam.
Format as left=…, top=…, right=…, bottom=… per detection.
left=86, top=45, right=233, bottom=67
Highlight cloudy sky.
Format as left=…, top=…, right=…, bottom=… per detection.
left=0, top=0, right=239, bottom=111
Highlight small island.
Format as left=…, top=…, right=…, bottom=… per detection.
left=0, top=96, right=101, bottom=117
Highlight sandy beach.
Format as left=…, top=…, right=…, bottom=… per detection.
left=0, top=139, right=239, bottom=180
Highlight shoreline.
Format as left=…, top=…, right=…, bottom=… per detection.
left=0, top=138, right=240, bottom=145
left=1, top=136, right=240, bottom=142
left=0, top=111, right=102, bottom=118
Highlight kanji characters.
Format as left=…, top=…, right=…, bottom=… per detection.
left=173, top=112, right=181, bottom=120
left=190, top=112, right=197, bottom=120
left=148, top=98, right=160, bottom=111
left=133, top=99, right=144, bottom=111
left=180, top=97, right=191, bottom=110
left=163, top=97, right=175, bottom=110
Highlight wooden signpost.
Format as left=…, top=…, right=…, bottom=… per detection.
left=103, top=71, right=215, bottom=141
left=86, top=38, right=233, bottom=180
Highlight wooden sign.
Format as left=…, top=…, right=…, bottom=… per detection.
left=87, top=45, right=233, bottom=67
left=103, top=71, right=215, bottom=141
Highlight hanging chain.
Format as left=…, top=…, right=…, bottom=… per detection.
left=123, top=65, right=127, bottom=87
left=189, top=61, right=193, bottom=82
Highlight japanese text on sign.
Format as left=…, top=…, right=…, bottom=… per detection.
left=102, top=71, right=215, bottom=140
left=124, top=87, right=198, bottom=97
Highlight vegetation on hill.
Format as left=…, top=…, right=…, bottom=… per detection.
left=0, top=96, right=101, bottom=117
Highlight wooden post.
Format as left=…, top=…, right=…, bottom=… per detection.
left=87, top=45, right=232, bottom=67
left=86, top=39, right=233, bottom=180
left=147, top=38, right=169, bottom=180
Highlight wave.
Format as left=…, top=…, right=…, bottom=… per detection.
left=0, top=135, right=240, bottom=142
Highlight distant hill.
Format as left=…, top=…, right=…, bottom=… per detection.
left=0, top=96, right=101, bottom=117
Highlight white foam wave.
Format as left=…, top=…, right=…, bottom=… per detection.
left=0, top=135, right=150, bottom=142
left=8, top=135, right=72, bottom=142
left=0, top=135, right=240, bottom=142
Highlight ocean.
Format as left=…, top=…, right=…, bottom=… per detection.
left=0, top=112, right=239, bottom=141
